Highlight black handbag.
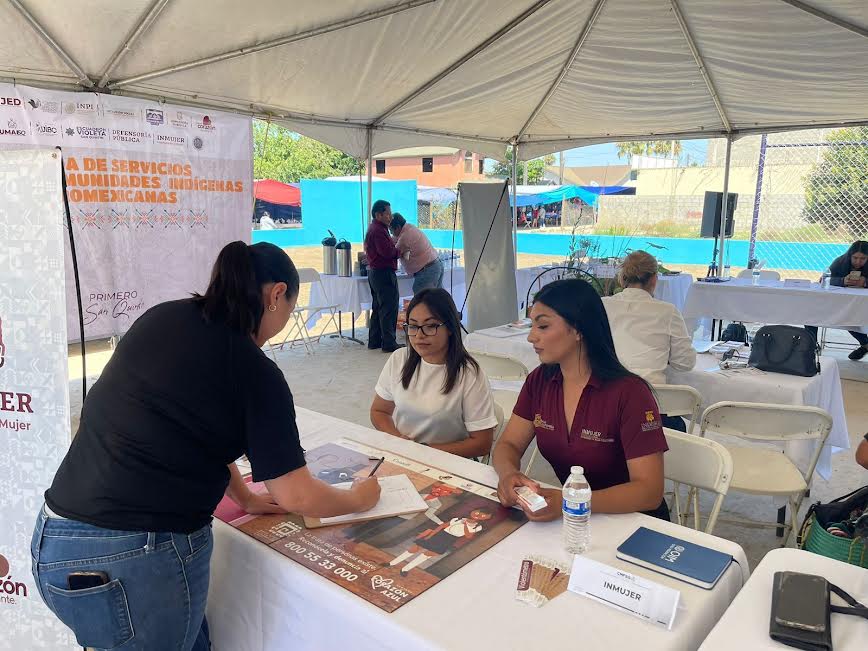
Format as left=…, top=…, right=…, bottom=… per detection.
left=748, top=325, right=820, bottom=377
left=720, top=322, right=749, bottom=343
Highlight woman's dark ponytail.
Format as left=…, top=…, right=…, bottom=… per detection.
left=194, top=241, right=299, bottom=336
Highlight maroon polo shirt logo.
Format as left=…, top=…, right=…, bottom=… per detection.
left=533, top=414, right=554, bottom=430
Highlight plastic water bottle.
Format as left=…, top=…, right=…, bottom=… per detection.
left=563, top=465, right=591, bottom=554
left=821, top=270, right=831, bottom=289
left=751, top=268, right=760, bottom=285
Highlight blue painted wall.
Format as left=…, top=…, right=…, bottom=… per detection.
left=252, top=180, right=417, bottom=247
left=420, top=230, right=847, bottom=272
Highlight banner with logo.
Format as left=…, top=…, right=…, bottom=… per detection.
left=0, top=149, right=75, bottom=649
left=0, top=83, right=252, bottom=340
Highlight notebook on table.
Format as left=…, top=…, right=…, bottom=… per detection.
left=615, top=527, right=733, bottom=590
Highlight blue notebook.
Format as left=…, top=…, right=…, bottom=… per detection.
left=615, top=527, right=732, bottom=590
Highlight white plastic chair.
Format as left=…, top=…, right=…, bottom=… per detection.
left=482, top=390, right=518, bottom=465
left=278, top=268, right=343, bottom=354
left=736, top=269, right=781, bottom=280
left=653, top=384, right=702, bottom=434
left=468, top=350, right=529, bottom=381
left=663, top=428, right=733, bottom=535
left=699, top=401, right=832, bottom=546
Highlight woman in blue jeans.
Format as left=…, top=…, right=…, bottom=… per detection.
left=32, top=242, right=380, bottom=650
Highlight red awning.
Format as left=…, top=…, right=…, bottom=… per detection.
left=254, top=179, right=301, bottom=207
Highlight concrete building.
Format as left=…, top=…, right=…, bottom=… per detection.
left=368, top=147, right=486, bottom=186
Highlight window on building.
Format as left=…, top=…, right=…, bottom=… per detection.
left=464, top=151, right=473, bottom=173
left=629, top=169, right=638, bottom=181
left=422, top=157, right=433, bottom=173
left=478, top=158, right=485, bottom=175
left=375, top=159, right=386, bottom=174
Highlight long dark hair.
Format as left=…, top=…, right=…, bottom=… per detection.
left=532, top=278, right=645, bottom=385
left=846, top=241, right=868, bottom=257
left=401, top=288, right=479, bottom=394
left=193, top=241, right=299, bottom=336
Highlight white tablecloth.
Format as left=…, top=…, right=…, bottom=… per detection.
left=683, top=279, right=868, bottom=330
left=669, top=354, right=850, bottom=480
left=700, top=548, right=868, bottom=651
left=207, top=407, right=748, bottom=651
left=309, top=266, right=467, bottom=321
left=464, top=332, right=849, bottom=479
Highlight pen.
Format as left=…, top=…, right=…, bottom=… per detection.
left=368, top=457, right=385, bottom=477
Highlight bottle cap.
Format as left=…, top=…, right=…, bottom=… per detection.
left=571, top=465, right=584, bottom=475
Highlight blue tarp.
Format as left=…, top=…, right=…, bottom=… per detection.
left=511, top=184, right=635, bottom=209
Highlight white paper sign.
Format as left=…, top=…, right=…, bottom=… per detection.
left=568, top=555, right=680, bottom=630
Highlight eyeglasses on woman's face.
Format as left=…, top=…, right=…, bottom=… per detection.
left=402, top=322, right=444, bottom=337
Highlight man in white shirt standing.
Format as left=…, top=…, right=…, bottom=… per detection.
left=603, top=251, right=696, bottom=430
left=390, top=213, right=443, bottom=294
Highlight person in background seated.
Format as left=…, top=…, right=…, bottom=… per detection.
left=371, top=288, right=498, bottom=459
left=258, top=211, right=276, bottom=230
left=857, top=433, right=868, bottom=470
left=492, top=279, right=669, bottom=522
left=389, top=213, right=444, bottom=293
left=603, top=251, right=696, bottom=431
left=807, top=240, right=868, bottom=360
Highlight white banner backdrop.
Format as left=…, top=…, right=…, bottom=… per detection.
left=459, top=182, right=518, bottom=331
left=0, top=149, right=75, bottom=649
left=0, top=83, right=253, bottom=341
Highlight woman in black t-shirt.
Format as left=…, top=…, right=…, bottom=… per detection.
left=31, top=241, right=380, bottom=651
left=806, top=241, right=868, bottom=360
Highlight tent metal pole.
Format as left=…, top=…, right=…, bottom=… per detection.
left=97, top=0, right=171, bottom=87
left=8, top=0, right=94, bottom=87
left=778, top=0, right=868, bottom=39
left=511, top=145, right=519, bottom=270
left=717, top=134, right=733, bottom=278
left=366, top=127, right=373, bottom=237
left=372, top=0, right=554, bottom=125
left=109, top=0, right=437, bottom=89
left=670, top=0, right=731, bottom=132
left=748, top=133, right=768, bottom=265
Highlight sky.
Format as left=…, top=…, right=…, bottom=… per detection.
left=556, top=140, right=709, bottom=167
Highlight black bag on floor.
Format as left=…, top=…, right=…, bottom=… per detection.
left=748, top=325, right=820, bottom=377
left=720, top=322, right=748, bottom=343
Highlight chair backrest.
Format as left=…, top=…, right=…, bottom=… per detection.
left=484, top=390, right=518, bottom=465
left=736, top=269, right=781, bottom=280
left=653, top=384, right=702, bottom=432
left=663, top=428, right=733, bottom=534
left=469, top=350, right=529, bottom=381
left=700, top=401, right=833, bottom=486
left=297, top=267, right=321, bottom=284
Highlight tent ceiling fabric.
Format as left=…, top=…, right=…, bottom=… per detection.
left=2, top=0, right=866, bottom=160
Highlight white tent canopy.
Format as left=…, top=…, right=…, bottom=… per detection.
left=1, top=0, right=866, bottom=162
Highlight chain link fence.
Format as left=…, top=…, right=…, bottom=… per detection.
left=594, top=127, right=868, bottom=276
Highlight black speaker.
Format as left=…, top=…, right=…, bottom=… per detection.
left=700, top=191, right=737, bottom=238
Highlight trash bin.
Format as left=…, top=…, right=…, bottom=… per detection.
left=336, top=239, right=352, bottom=277
left=322, top=231, right=337, bottom=275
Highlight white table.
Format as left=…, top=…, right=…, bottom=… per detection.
left=669, top=354, right=849, bottom=480
left=683, top=279, right=868, bottom=331
left=700, top=548, right=868, bottom=651
left=464, top=331, right=849, bottom=479
left=309, top=265, right=467, bottom=325
left=207, top=407, right=749, bottom=651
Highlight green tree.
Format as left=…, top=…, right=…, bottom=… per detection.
left=615, top=140, right=682, bottom=160
left=489, top=149, right=556, bottom=184
left=253, top=120, right=362, bottom=182
left=803, top=126, right=868, bottom=238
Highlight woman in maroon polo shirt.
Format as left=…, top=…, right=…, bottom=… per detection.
left=492, top=278, right=670, bottom=522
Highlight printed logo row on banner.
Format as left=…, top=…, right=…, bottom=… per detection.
left=0, top=86, right=226, bottom=155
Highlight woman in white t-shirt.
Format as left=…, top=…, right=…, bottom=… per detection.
left=371, top=288, right=498, bottom=458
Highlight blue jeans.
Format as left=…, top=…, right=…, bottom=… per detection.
left=31, top=506, right=212, bottom=651
left=412, top=258, right=444, bottom=294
